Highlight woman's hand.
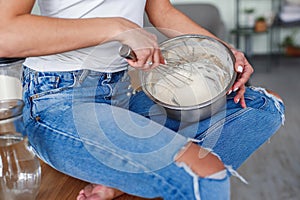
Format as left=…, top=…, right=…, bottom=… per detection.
left=228, top=49, right=254, bottom=108
left=114, top=18, right=164, bottom=71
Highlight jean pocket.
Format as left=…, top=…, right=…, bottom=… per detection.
left=30, top=73, right=76, bottom=100
left=227, top=89, right=269, bottom=111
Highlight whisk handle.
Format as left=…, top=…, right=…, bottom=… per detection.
left=119, top=44, right=137, bottom=62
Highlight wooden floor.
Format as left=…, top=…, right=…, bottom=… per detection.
left=36, top=161, right=87, bottom=200
left=37, top=161, right=161, bottom=200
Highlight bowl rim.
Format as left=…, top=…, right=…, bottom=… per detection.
left=141, top=34, right=237, bottom=111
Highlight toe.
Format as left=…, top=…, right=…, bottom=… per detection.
left=79, top=184, right=124, bottom=200
left=76, top=193, right=86, bottom=200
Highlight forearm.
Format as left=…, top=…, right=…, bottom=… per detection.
left=0, top=15, right=135, bottom=58
left=153, top=9, right=215, bottom=38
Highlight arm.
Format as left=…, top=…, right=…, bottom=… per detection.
left=145, top=0, right=219, bottom=41
left=146, top=0, right=253, bottom=108
left=0, top=0, right=146, bottom=58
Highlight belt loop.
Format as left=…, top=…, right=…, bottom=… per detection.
left=106, top=73, right=112, bottom=81
left=78, top=69, right=90, bottom=84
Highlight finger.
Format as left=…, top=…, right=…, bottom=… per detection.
left=234, top=86, right=245, bottom=103
left=227, top=88, right=233, bottom=95
left=139, top=49, right=153, bottom=68
left=232, top=64, right=253, bottom=91
left=232, top=51, right=253, bottom=76
left=144, top=59, right=154, bottom=70
left=232, top=73, right=247, bottom=92
left=240, top=96, right=247, bottom=108
left=141, top=58, right=155, bottom=71
left=232, top=50, right=246, bottom=71
left=150, top=48, right=162, bottom=69
left=142, top=50, right=155, bottom=69
left=142, top=44, right=161, bottom=70
left=157, top=48, right=166, bottom=65
left=234, top=85, right=246, bottom=106
left=127, top=48, right=152, bottom=69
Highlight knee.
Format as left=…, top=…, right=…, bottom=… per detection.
left=265, top=88, right=285, bottom=121
left=175, top=142, right=225, bottom=178
left=266, top=89, right=283, bottom=101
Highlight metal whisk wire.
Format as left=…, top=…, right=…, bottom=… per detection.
left=119, top=44, right=194, bottom=88
left=153, top=64, right=193, bottom=87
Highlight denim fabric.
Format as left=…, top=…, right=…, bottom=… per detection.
left=22, top=66, right=284, bottom=200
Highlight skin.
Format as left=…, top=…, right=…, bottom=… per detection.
left=0, top=0, right=258, bottom=199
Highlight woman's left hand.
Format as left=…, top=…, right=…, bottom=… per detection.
left=228, top=48, right=254, bottom=108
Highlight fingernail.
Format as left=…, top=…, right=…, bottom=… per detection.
left=235, top=98, right=240, bottom=104
left=237, top=65, right=243, bottom=73
left=227, top=90, right=232, bottom=95
left=233, top=87, right=239, bottom=92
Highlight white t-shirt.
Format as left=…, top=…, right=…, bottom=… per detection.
left=24, top=0, right=147, bottom=72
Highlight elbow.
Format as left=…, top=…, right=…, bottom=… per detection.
left=0, top=15, right=35, bottom=58
left=0, top=31, right=15, bottom=58
left=0, top=21, right=28, bottom=58
left=0, top=49, right=10, bottom=59
left=0, top=33, right=25, bottom=58
left=0, top=32, right=8, bottom=57
left=0, top=45, right=12, bottom=58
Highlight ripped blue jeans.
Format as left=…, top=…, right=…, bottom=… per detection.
left=22, top=66, right=285, bottom=200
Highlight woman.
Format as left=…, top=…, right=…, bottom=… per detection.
left=0, top=0, right=284, bottom=199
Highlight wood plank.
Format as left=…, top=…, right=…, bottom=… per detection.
left=37, top=161, right=161, bottom=200
left=37, top=161, right=88, bottom=200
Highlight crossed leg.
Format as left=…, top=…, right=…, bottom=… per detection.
left=76, top=88, right=283, bottom=200
left=76, top=142, right=225, bottom=200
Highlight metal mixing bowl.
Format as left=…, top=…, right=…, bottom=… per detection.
left=140, top=34, right=236, bottom=122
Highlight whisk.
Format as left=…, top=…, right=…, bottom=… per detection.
left=119, top=44, right=193, bottom=87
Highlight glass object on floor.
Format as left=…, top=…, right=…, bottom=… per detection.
left=0, top=99, right=41, bottom=200
left=0, top=58, right=24, bottom=101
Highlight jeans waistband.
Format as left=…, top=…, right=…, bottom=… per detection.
left=22, top=66, right=126, bottom=85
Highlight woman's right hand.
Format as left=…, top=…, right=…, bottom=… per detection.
left=0, top=2, right=163, bottom=60
left=113, top=18, right=164, bottom=71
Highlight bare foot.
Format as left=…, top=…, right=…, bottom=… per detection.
left=77, top=184, right=124, bottom=200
